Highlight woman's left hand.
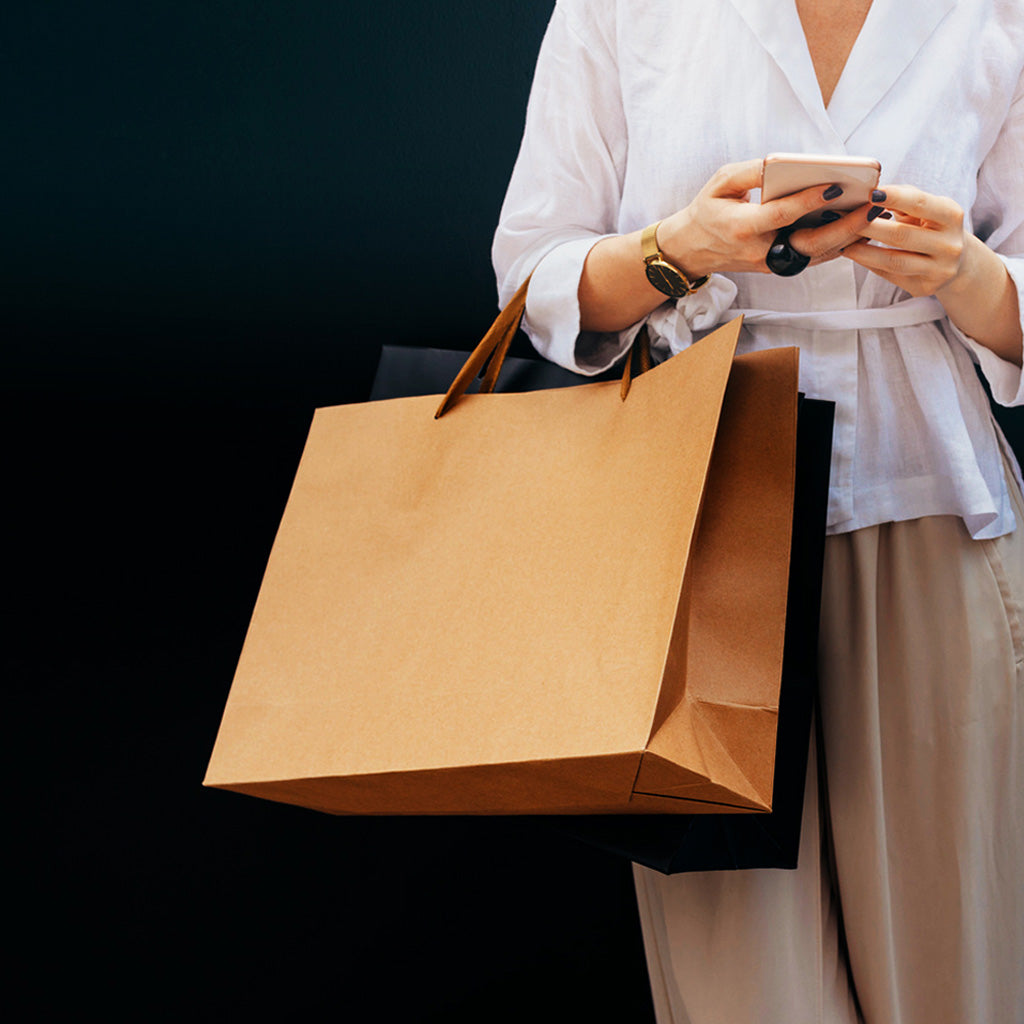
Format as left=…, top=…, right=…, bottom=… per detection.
left=843, top=183, right=1022, bottom=366
left=841, top=184, right=966, bottom=297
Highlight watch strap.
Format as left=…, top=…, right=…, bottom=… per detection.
left=641, top=221, right=662, bottom=263
left=641, top=220, right=708, bottom=296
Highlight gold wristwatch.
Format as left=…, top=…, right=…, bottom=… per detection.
left=642, top=221, right=708, bottom=298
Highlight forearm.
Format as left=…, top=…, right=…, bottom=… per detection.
left=936, top=234, right=1023, bottom=366
left=578, top=229, right=668, bottom=333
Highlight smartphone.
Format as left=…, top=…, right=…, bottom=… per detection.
left=761, top=153, right=882, bottom=229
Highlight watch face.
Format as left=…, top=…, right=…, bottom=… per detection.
left=645, top=259, right=690, bottom=298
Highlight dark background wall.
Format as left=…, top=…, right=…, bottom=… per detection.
left=7, top=3, right=655, bottom=1021
left=4, top=0, right=551, bottom=405
left=7, top=3, right=1021, bottom=1021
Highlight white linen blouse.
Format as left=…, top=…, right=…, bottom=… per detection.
left=493, top=0, right=1024, bottom=538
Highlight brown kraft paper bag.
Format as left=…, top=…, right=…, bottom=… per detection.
left=205, top=281, right=800, bottom=816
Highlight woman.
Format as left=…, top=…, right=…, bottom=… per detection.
left=493, top=1, right=1023, bottom=1021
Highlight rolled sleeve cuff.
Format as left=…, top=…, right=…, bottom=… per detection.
left=522, top=233, right=625, bottom=376
left=949, top=254, right=1024, bottom=407
left=519, top=235, right=740, bottom=377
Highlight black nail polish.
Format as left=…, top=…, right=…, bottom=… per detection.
left=819, top=210, right=842, bottom=223
left=867, top=205, right=885, bottom=221
left=871, top=189, right=887, bottom=203
left=878, top=211, right=893, bottom=220
left=823, top=184, right=843, bottom=201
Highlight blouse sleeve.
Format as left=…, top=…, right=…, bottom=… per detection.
left=947, top=64, right=1024, bottom=407
left=491, top=0, right=630, bottom=375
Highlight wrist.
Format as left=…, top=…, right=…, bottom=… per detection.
left=933, top=234, right=1022, bottom=365
left=642, top=218, right=709, bottom=298
left=936, top=233, right=989, bottom=303
left=655, top=208, right=696, bottom=272
left=656, top=209, right=708, bottom=280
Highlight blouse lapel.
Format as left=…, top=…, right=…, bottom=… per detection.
left=827, top=0, right=957, bottom=142
left=726, top=0, right=958, bottom=145
left=726, top=0, right=835, bottom=139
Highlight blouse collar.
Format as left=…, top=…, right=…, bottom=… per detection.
left=726, top=0, right=958, bottom=144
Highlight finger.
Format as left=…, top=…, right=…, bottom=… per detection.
left=841, top=238, right=933, bottom=279
left=707, top=159, right=768, bottom=197
left=856, top=214, right=959, bottom=261
left=754, top=182, right=847, bottom=235
left=787, top=204, right=887, bottom=259
left=868, top=184, right=962, bottom=229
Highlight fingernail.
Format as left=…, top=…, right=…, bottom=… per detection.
left=867, top=205, right=885, bottom=221
left=820, top=210, right=842, bottom=223
left=871, top=189, right=887, bottom=203
left=878, top=211, right=893, bottom=220
left=823, top=184, right=843, bottom=200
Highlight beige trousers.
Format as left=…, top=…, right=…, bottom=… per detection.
left=634, top=467, right=1024, bottom=1024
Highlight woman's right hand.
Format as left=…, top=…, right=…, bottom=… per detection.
left=656, top=158, right=876, bottom=278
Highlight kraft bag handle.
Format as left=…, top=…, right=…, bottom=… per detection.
left=435, top=276, right=652, bottom=418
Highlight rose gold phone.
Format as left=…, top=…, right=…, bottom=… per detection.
left=761, top=153, right=882, bottom=229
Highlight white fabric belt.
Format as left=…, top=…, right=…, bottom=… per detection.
left=723, top=296, right=945, bottom=331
